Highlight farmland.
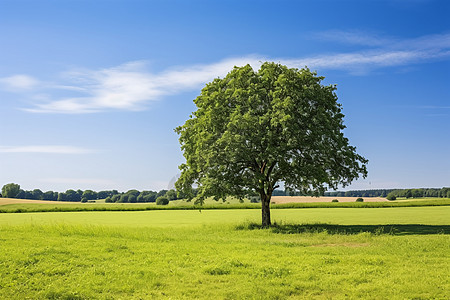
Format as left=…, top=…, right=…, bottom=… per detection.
left=0, top=206, right=449, bottom=299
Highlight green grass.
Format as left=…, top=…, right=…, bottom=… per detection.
left=0, top=207, right=449, bottom=299
left=1, top=197, right=449, bottom=213
left=0, top=206, right=448, bottom=228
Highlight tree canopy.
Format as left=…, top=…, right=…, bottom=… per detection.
left=1, top=183, right=21, bottom=198
left=175, top=62, right=368, bottom=227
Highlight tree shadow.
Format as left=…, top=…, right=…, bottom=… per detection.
left=239, top=223, right=449, bottom=235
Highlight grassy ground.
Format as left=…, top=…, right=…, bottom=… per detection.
left=1, top=197, right=449, bottom=213
left=0, top=207, right=449, bottom=299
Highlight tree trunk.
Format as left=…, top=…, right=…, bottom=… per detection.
left=261, top=194, right=271, bottom=228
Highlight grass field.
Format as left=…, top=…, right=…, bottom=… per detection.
left=0, top=207, right=449, bottom=299
left=1, top=197, right=449, bottom=214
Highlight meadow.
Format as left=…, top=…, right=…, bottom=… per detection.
left=1, top=197, right=449, bottom=214
left=0, top=206, right=449, bottom=299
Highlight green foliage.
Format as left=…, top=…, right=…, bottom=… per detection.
left=386, top=193, right=397, bottom=200
left=128, top=195, right=137, bottom=203
left=176, top=62, right=368, bottom=226
left=105, top=197, right=113, bottom=203
left=165, top=189, right=177, bottom=200
left=356, top=198, right=364, bottom=202
left=332, top=199, right=339, bottom=202
left=1, top=183, right=20, bottom=198
left=156, top=196, right=169, bottom=205
left=82, top=190, right=97, bottom=200
left=118, top=194, right=129, bottom=203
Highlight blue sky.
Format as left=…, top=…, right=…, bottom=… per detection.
left=0, top=0, right=449, bottom=192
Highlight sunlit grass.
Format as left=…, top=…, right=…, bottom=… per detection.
left=1, top=197, right=448, bottom=214
left=0, top=207, right=448, bottom=299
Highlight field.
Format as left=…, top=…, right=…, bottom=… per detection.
left=0, top=207, right=449, bottom=299
left=271, top=196, right=388, bottom=203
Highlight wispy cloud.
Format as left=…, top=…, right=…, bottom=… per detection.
left=0, top=145, right=96, bottom=154
left=1, top=32, right=448, bottom=114
left=0, top=74, right=40, bottom=90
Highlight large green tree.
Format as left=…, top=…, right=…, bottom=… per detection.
left=175, top=62, right=368, bottom=227
left=1, top=183, right=21, bottom=198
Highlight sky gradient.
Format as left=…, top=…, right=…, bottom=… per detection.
left=1, top=0, right=449, bottom=192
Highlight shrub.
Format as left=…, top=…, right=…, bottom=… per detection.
left=105, top=197, right=113, bottom=203
left=332, top=199, right=339, bottom=202
left=81, top=198, right=88, bottom=203
left=386, top=194, right=396, bottom=201
left=356, top=198, right=364, bottom=202
left=156, top=196, right=169, bottom=205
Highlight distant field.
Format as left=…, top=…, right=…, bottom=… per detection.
left=1, top=197, right=449, bottom=214
left=271, top=196, right=388, bottom=203
left=0, top=207, right=448, bottom=299
left=0, top=198, right=75, bottom=205
left=0, top=206, right=449, bottom=227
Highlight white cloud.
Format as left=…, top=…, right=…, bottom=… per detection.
left=313, top=30, right=393, bottom=47
left=0, top=145, right=96, bottom=154
left=22, top=57, right=262, bottom=114
left=1, top=32, right=449, bottom=114
left=0, top=74, right=39, bottom=90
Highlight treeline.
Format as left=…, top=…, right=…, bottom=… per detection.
left=386, top=188, right=450, bottom=200
left=274, top=188, right=450, bottom=198
left=271, top=189, right=396, bottom=197
left=324, top=189, right=395, bottom=197
left=0, top=183, right=178, bottom=204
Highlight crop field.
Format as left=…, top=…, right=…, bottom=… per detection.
left=0, top=206, right=449, bottom=299
left=270, top=196, right=388, bottom=203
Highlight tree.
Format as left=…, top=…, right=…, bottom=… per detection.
left=32, top=189, right=43, bottom=200
left=156, top=196, right=169, bottom=205
left=175, top=63, right=368, bottom=227
left=165, top=189, right=177, bottom=201
left=1, top=183, right=21, bottom=198
left=128, top=194, right=137, bottom=203
left=82, top=190, right=97, bottom=201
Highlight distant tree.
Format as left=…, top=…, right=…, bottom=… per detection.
left=156, top=190, right=168, bottom=198
left=65, top=189, right=81, bottom=202
left=386, top=193, right=396, bottom=201
left=175, top=63, right=368, bottom=227
left=97, top=190, right=111, bottom=199
left=126, top=189, right=140, bottom=197
left=32, top=189, right=44, bottom=200
left=1, top=183, right=21, bottom=198
left=111, top=194, right=121, bottom=203
left=105, top=196, right=113, bottom=203
left=82, top=190, right=97, bottom=201
left=128, top=194, right=137, bottom=203
left=15, top=189, right=26, bottom=199
left=42, top=191, right=58, bottom=201
left=165, top=189, right=177, bottom=201
left=57, top=192, right=67, bottom=201
left=156, top=196, right=169, bottom=205
left=405, top=190, right=413, bottom=199
left=143, top=193, right=157, bottom=203
left=137, top=194, right=144, bottom=202
left=118, top=194, right=129, bottom=203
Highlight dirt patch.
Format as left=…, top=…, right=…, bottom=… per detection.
left=0, top=198, right=74, bottom=205
left=271, top=196, right=388, bottom=204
